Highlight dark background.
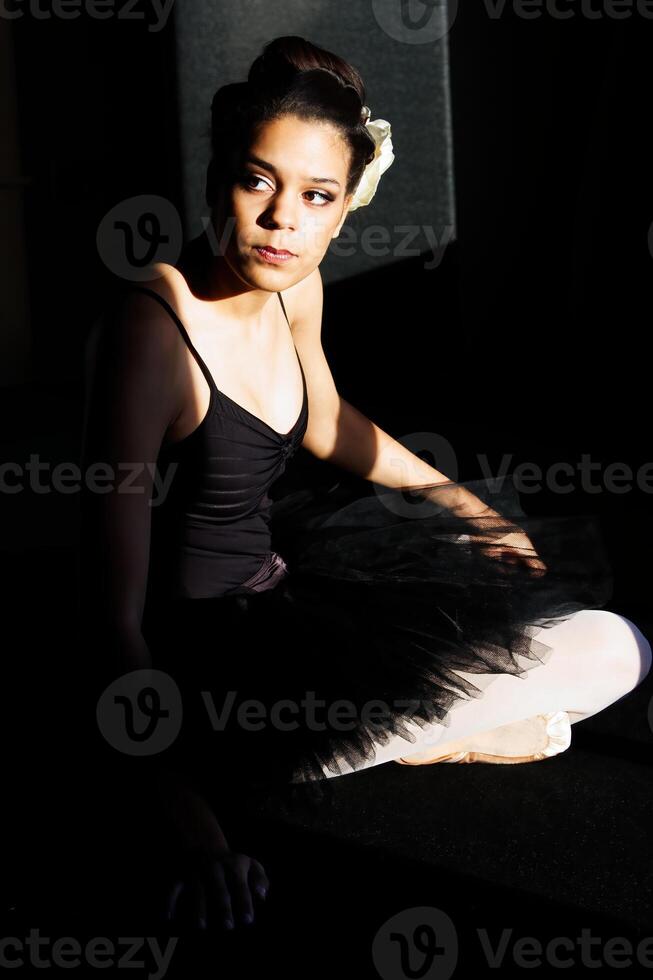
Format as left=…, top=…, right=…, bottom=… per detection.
left=2, top=3, right=652, bottom=968
left=5, top=6, right=651, bottom=613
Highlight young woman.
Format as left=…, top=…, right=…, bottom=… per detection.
left=80, top=34, right=651, bottom=934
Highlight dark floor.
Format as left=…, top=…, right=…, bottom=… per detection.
left=3, top=538, right=652, bottom=978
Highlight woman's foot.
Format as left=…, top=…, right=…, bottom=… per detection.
left=394, top=710, right=572, bottom=765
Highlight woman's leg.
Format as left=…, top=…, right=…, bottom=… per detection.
left=323, top=609, right=652, bottom=777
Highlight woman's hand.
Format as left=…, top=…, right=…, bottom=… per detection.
left=165, top=845, right=270, bottom=932
left=155, top=764, right=270, bottom=931
left=418, top=484, right=547, bottom=578
left=452, top=503, right=548, bottom=578
left=474, top=528, right=548, bottom=578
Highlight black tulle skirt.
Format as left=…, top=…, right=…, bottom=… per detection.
left=141, top=473, right=614, bottom=811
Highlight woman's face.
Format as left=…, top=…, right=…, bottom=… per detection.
left=214, top=114, right=354, bottom=289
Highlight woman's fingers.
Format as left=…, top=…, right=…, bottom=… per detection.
left=205, top=854, right=270, bottom=928
left=478, top=542, right=547, bottom=578
left=227, top=854, right=256, bottom=926
left=165, top=880, right=185, bottom=923
left=249, top=858, right=270, bottom=900
left=527, top=558, right=548, bottom=577
left=164, top=852, right=270, bottom=931
left=178, top=873, right=206, bottom=930
left=206, top=859, right=236, bottom=930
left=165, top=870, right=211, bottom=931
left=193, top=876, right=208, bottom=930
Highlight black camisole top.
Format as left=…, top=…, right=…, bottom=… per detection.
left=127, top=285, right=309, bottom=601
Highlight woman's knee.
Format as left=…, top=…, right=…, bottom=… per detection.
left=582, top=610, right=652, bottom=710
left=613, top=612, right=652, bottom=683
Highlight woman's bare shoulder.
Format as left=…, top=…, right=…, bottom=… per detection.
left=108, top=262, right=187, bottom=316
left=99, top=265, right=186, bottom=339
left=86, top=266, right=189, bottom=385
left=135, top=262, right=187, bottom=299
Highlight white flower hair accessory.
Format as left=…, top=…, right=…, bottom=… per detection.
left=347, top=105, right=395, bottom=212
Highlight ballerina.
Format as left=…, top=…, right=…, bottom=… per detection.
left=80, top=33, right=651, bottom=936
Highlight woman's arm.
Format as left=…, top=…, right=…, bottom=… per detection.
left=79, top=289, right=216, bottom=811
left=79, top=291, right=269, bottom=927
left=79, top=288, right=183, bottom=637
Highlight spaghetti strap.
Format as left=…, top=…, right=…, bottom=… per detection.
left=277, top=290, right=306, bottom=393
left=277, top=291, right=291, bottom=327
left=124, top=284, right=217, bottom=395
left=124, top=283, right=306, bottom=440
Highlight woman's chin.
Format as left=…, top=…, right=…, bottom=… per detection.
left=244, top=254, right=304, bottom=284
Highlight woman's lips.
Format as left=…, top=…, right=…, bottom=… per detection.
left=254, top=246, right=296, bottom=264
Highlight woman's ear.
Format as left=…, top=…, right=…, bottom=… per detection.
left=332, top=197, right=353, bottom=238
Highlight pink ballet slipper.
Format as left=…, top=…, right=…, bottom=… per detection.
left=394, top=710, right=571, bottom=765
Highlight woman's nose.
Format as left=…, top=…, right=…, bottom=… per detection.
left=263, top=189, right=298, bottom=229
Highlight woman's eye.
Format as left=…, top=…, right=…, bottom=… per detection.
left=240, top=174, right=333, bottom=206
left=242, top=175, right=268, bottom=191
left=304, top=190, right=333, bottom=206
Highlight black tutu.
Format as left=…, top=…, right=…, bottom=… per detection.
left=141, top=473, right=614, bottom=812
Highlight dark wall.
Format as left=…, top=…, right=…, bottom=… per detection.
left=448, top=10, right=651, bottom=452
left=12, top=12, right=183, bottom=387
left=5, top=6, right=652, bottom=612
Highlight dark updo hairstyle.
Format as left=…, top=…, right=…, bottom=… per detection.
left=205, top=35, right=377, bottom=211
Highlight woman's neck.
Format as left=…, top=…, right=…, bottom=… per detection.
left=175, top=231, right=277, bottom=327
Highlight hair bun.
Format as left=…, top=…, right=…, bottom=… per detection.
left=210, top=82, right=253, bottom=121
left=248, top=45, right=298, bottom=92
left=248, top=36, right=364, bottom=118
left=292, top=68, right=362, bottom=123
